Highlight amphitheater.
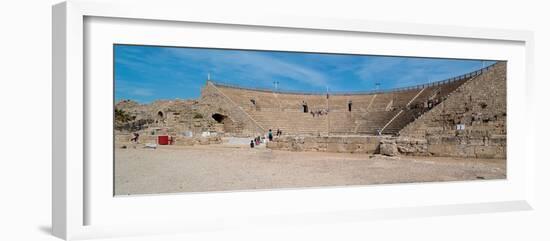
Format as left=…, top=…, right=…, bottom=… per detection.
left=114, top=61, right=506, bottom=194
left=116, top=61, right=506, bottom=158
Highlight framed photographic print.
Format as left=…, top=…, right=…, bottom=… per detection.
left=53, top=0, right=535, bottom=240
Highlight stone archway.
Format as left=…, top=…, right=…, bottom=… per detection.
left=212, top=113, right=235, bottom=132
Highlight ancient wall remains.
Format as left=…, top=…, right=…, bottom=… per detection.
left=267, top=135, right=383, bottom=154
left=265, top=134, right=503, bottom=159
left=114, top=99, right=223, bottom=147
left=398, top=62, right=507, bottom=158
left=114, top=62, right=506, bottom=158
left=200, top=82, right=266, bottom=136
left=266, top=135, right=428, bottom=155
left=207, top=69, right=478, bottom=136
left=267, top=62, right=507, bottom=159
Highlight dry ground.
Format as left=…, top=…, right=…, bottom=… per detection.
left=114, top=143, right=506, bottom=195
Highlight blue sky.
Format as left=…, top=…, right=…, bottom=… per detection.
left=115, top=44, right=495, bottom=103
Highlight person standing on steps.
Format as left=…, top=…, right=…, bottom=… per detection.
left=302, top=101, right=308, bottom=113
left=268, top=129, right=273, bottom=141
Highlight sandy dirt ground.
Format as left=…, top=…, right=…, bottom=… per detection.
left=114, top=143, right=506, bottom=195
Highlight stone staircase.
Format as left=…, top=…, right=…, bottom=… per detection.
left=398, top=72, right=483, bottom=136
left=210, top=65, right=492, bottom=137
left=354, top=110, right=400, bottom=134
left=249, top=111, right=328, bottom=135
left=207, top=83, right=267, bottom=134
left=381, top=71, right=482, bottom=135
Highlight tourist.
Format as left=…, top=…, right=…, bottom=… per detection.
left=268, top=129, right=273, bottom=141
left=250, top=140, right=255, bottom=148
left=302, top=101, right=308, bottom=113
left=130, top=132, right=139, bottom=143
left=276, top=129, right=281, bottom=136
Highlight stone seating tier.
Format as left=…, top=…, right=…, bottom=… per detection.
left=212, top=75, right=473, bottom=135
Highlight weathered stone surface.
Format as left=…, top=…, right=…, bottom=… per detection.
left=398, top=62, right=507, bottom=159
left=474, top=146, right=499, bottom=159
left=200, top=82, right=265, bottom=136
left=268, top=136, right=382, bottom=154
left=115, top=62, right=506, bottom=159
left=379, top=139, right=398, bottom=156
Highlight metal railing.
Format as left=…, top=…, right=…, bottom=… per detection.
left=209, top=62, right=497, bottom=96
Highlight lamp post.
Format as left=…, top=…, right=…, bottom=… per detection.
left=326, top=86, right=330, bottom=136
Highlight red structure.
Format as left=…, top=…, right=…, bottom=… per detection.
left=157, top=135, right=172, bottom=145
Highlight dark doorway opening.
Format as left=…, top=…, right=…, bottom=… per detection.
left=212, top=113, right=228, bottom=123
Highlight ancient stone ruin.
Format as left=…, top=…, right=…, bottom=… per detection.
left=115, top=99, right=222, bottom=146
left=115, top=62, right=506, bottom=158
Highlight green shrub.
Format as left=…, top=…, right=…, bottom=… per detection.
left=193, top=113, right=204, bottom=119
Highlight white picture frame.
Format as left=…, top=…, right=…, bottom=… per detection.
left=52, top=0, right=535, bottom=240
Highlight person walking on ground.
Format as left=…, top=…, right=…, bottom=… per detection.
left=130, top=132, right=139, bottom=143
left=250, top=140, right=255, bottom=148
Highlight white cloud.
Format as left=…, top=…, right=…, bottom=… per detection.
left=166, top=48, right=329, bottom=88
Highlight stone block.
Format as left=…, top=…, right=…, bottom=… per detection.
left=474, top=146, right=498, bottom=159
left=379, top=139, right=398, bottom=156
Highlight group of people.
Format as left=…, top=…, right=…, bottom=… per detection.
left=250, top=136, right=263, bottom=148
left=250, top=128, right=283, bottom=148
left=310, top=109, right=328, bottom=117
